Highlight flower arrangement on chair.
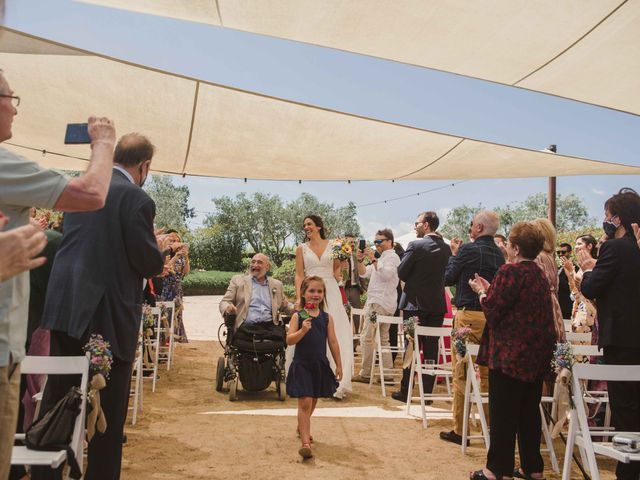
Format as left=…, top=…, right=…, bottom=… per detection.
left=401, top=316, right=417, bottom=369
left=83, top=334, right=113, bottom=440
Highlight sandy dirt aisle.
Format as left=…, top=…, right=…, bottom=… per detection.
left=120, top=296, right=615, bottom=479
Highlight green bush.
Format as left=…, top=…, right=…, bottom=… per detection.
left=182, top=270, right=241, bottom=296
left=272, top=258, right=296, bottom=299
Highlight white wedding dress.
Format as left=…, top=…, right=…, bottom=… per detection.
left=286, top=242, right=353, bottom=395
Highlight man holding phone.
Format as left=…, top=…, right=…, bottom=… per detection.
left=0, top=70, right=116, bottom=479
left=353, top=229, right=400, bottom=383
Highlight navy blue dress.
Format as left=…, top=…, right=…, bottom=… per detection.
left=286, top=310, right=338, bottom=398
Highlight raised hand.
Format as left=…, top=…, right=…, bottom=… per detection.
left=450, top=238, right=462, bottom=256
left=576, top=248, right=596, bottom=272
left=88, top=116, right=116, bottom=148
left=632, top=223, right=640, bottom=250
left=0, top=223, right=48, bottom=282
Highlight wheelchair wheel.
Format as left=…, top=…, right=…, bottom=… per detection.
left=215, top=357, right=225, bottom=392
left=277, top=378, right=286, bottom=401
left=228, top=378, right=238, bottom=401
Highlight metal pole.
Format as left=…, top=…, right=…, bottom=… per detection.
left=546, top=145, right=557, bottom=227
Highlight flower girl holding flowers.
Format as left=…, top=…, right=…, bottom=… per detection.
left=286, top=276, right=343, bottom=459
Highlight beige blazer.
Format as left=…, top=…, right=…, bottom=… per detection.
left=219, top=274, right=292, bottom=331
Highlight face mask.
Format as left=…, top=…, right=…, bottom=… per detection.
left=139, top=163, right=148, bottom=188
left=602, top=219, right=619, bottom=239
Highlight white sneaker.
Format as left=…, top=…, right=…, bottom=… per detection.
left=333, top=388, right=345, bottom=400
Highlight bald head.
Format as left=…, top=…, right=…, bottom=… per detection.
left=471, top=210, right=500, bottom=239
left=114, top=133, right=155, bottom=168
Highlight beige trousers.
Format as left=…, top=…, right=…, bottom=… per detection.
left=451, top=309, right=489, bottom=435
left=0, top=362, right=21, bottom=480
left=360, top=303, right=394, bottom=378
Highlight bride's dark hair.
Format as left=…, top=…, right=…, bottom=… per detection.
left=303, top=215, right=326, bottom=240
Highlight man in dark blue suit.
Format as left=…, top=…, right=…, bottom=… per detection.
left=36, top=134, right=165, bottom=480
left=392, top=211, right=451, bottom=402
left=580, top=188, right=640, bottom=480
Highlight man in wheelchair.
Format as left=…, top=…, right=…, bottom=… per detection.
left=217, top=253, right=293, bottom=399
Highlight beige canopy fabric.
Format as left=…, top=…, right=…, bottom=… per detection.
left=1, top=27, right=639, bottom=180
left=80, top=0, right=640, bottom=116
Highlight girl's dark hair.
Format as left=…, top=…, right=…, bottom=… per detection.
left=300, top=276, right=327, bottom=311
left=393, top=242, right=405, bottom=259
left=576, top=234, right=598, bottom=259
left=303, top=215, right=326, bottom=240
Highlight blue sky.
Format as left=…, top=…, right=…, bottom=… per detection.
left=5, top=0, right=640, bottom=239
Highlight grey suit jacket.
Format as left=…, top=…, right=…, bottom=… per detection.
left=219, top=275, right=292, bottom=331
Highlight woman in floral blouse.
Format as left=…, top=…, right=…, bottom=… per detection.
left=160, top=231, right=190, bottom=342
left=468, top=221, right=556, bottom=480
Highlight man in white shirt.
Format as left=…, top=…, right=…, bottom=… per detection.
left=352, top=229, right=400, bottom=382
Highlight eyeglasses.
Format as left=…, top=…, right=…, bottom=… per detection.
left=0, top=94, right=20, bottom=107
left=373, top=239, right=389, bottom=245
left=557, top=250, right=569, bottom=255
left=414, top=221, right=423, bottom=227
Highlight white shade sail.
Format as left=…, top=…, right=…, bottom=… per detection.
left=1, top=27, right=639, bottom=180
left=80, top=0, right=640, bottom=116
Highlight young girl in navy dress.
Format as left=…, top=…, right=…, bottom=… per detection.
left=286, top=276, right=343, bottom=459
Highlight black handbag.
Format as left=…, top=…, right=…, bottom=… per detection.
left=26, top=386, right=83, bottom=479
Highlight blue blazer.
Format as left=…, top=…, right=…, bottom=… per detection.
left=41, top=170, right=164, bottom=361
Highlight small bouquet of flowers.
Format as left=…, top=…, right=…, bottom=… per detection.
left=142, top=303, right=155, bottom=330
left=552, top=342, right=575, bottom=374
left=299, top=302, right=317, bottom=321
left=331, top=238, right=353, bottom=261
left=452, top=327, right=472, bottom=359
left=83, top=334, right=113, bottom=379
left=402, top=316, right=417, bottom=368
left=368, top=310, right=377, bottom=324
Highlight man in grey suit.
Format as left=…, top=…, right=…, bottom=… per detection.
left=35, top=133, right=164, bottom=480
left=220, top=253, right=292, bottom=332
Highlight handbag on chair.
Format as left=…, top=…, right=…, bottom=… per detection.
left=26, top=386, right=83, bottom=479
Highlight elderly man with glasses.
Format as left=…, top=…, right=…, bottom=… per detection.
left=0, top=71, right=116, bottom=478
left=352, top=229, right=400, bottom=383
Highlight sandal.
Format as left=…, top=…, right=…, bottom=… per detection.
left=513, top=468, right=545, bottom=480
left=470, top=470, right=492, bottom=480
left=298, top=443, right=313, bottom=459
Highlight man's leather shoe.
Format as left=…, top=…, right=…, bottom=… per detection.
left=352, top=375, right=371, bottom=384
left=391, top=391, right=408, bottom=402
left=439, top=430, right=468, bottom=446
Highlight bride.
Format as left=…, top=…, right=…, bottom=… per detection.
left=292, top=214, right=353, bottom=398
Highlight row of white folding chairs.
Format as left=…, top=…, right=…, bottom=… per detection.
left=11, top=356, right=89, bottom=478
left=563, top=363, right=640, bottom=480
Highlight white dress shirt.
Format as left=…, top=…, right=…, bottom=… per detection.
left=361, top=249, right=401, bottom=313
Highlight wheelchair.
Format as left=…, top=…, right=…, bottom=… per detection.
left=215, top=314, right=287, bottom=401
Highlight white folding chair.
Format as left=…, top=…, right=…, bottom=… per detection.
left=406, top=326, right=454, bottom=428
left=562, top=363, right=640, bottom=480
left=461, top=343, right=490, bottom=454
left=141, top=306, right=161, bottom=392
left=129, top=323, right=144, bottom=424
left=156, top=300, right=176, bottom=370
left=566, top=332, right=593, bottom=344
left=350, top=307, right=365, bottom=375
left=563, top=319, right=573, bottom=332
left=369, top=314, right=405, bottom=397
left=12, top=356, right=89, bottom=477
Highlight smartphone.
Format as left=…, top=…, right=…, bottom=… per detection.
left=64, top=123, right=91, bottom=144
left=358, top=239, right=366, bottom=252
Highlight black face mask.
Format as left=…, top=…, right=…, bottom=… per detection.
left=602, top=220, right=619, bottom=239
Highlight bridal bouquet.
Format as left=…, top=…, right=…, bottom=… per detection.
left=84, top=334, right=113, bottom=379
left=331, top=238, right=353, bottom=261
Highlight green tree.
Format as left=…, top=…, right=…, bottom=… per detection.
left=205, top=192, right=361, bottom=266
left=144, top=175, right=195, bottom=232
left=186, top=225, right=244, bottom=271
left=440, top=204, right=483, bottom=240
left=496, top=193, right=595, bottom=235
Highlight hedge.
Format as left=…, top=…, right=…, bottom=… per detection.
left=182, top=270, right=241, bottom=296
